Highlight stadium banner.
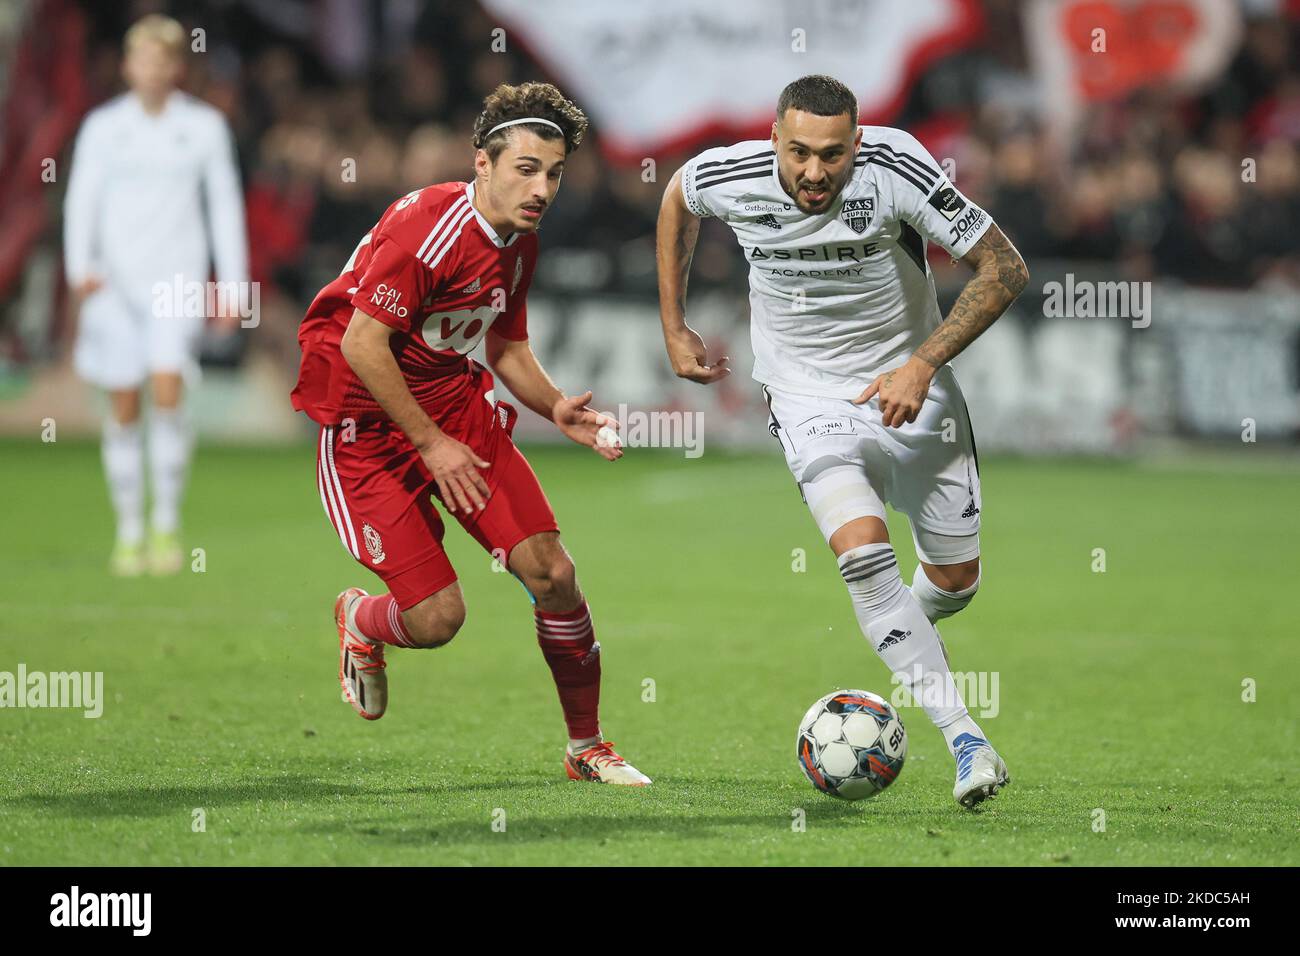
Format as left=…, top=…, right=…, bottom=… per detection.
left=502, top=292, right=1133, bottom=454
left=1160, top=286, right=1300, bottom=439
left=497, top=282, right=1300, bottom=454
left=1025, top=0, right=1242, bottom=139
left=478, top=0, right=982, bottom=164
left=3, top=286, right=1295, bottom=450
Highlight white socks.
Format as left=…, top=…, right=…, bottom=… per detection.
left=837, top=543, right=975, bottom=737
left=568, top=734, right=602, bottom=754
left=103, top=407, right=192, bottom=544
left=102, top=419, right=145, bottom=545
left=911, top=563, right=980, bottom=623
left=147, top=407, right=192, bottom=535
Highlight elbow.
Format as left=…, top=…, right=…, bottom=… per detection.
left=1000, top=253, right=1030, bottom=301
left=1015, top=254, right=1030, bottom=295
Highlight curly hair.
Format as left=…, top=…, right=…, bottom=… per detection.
left=472, top=82, right=588, bottom=160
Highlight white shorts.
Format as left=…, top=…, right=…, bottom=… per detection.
left=74, top=285, right=203, bottom=390
left=763, top=364, right=982, bottom=563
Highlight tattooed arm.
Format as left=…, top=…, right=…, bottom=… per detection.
left=656, top=166, right=732, bottom=384
left=853, top=223, right=1029, bottom=427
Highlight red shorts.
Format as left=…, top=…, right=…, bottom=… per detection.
left=315, top=388, right=558, bottom=609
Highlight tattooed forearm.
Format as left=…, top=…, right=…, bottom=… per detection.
left=913, top=224, right=1029, bottom=369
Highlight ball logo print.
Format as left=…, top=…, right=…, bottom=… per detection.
left=797, top=690, right=907, bottom=800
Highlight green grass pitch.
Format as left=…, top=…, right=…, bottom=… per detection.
left=1, top=436, right=1295, bottom=866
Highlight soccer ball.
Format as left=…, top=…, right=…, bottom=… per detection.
left=797, top=689, right=907, bottom=800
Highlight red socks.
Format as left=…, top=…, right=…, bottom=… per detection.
left=535, top=601, right=601, bottom=740
left=352, top=593, right=602, bottom=739
left=354, top=593, right=417, bottom=648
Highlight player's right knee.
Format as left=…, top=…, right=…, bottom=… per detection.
left=801, top=459, right=887, bottom=547
left=402, top=599, right=466, bottom=648
left=108, top=389, right=142, bottom=425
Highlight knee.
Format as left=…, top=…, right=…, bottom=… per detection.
left=109, top=390, right=141, bottom=425
left=829, top=517, right=890, bottom=555
left=522, top=553, right=578, bottom=606
left=927, top=559, right=981, bottom=594
left=402, top=599, right=466, bottom=648
left=151, top=374, right=183, bottom=410
left=912, top=560, right=980, bottom=625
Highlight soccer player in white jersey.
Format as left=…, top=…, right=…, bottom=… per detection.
left=64, top=15, right=248, bottom=576
left=656, top=75, right=1029, bottom=808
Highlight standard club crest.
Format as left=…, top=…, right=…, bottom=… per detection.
left=362, top=523, right=386, bottom=565
left=840, top=197, right=875, bottom=234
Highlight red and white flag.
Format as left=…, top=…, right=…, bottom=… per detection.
left=480, top=0, right=982, bottom=164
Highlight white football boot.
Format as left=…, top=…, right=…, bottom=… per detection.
left=565, top=740, right=651, bottom=786
left=951, top=733, right=1010, bottom=808
left=335, top=588, right=388, bottom=720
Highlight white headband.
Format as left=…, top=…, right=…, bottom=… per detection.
left=486, top=117, right=564, bottom=138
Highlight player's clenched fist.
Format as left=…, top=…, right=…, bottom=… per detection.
left=419, top=435, right=491, bottom=514
left=853, top=356, right=935, bottom=428
left=666, top=327, right=730, bottom=384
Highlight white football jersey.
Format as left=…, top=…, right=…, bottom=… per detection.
left=682, top=126, right=992, bottom=399
left=63, top=91, right=248, bottom=306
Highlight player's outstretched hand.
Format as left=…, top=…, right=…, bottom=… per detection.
left=553, top=391, right=623, bottom=462
left=421, top=435, right=491, bottom=513
left=852, top=357, right=935, bottom=428
left=666, top=327, right=730, bottom=385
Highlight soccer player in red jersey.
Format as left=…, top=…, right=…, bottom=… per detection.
left=291, top=83, right=649, bottom=785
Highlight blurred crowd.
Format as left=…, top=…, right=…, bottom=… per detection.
left=52, top=0, right=1300, bottom=323
left=929, top=2, right=1300, bottom=290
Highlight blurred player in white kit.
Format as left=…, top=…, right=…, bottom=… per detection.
left=63, top=14, right=248, bottom=575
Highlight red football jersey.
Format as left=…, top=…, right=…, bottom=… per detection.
left=291, top=181, right=537, bottom=427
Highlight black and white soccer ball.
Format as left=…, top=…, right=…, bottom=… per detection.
left=797, top=689, right=907, bottom=800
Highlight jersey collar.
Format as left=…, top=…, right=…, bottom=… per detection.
left=464, top=182, right=521, bottom=248
left=128, top=89, right=179, bottom=121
